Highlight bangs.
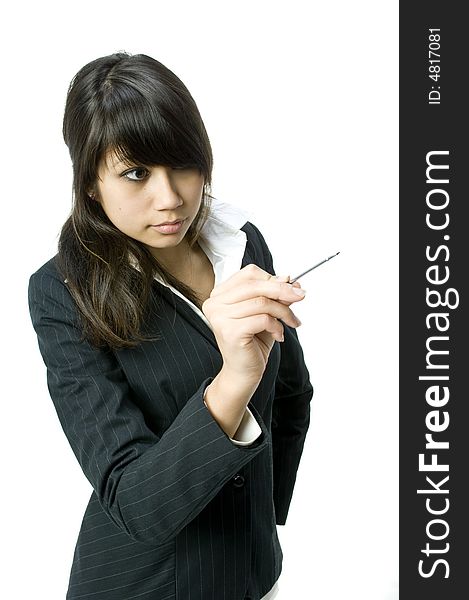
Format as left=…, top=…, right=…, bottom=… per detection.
left=97, top=82, right=205, bottom=173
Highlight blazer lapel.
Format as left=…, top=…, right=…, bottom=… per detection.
left=153, top=241, right=255, bottom=351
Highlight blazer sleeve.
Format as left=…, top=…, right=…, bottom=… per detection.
left=247, top=222, right=314, bottom=525
left=28, top=267, right=271, bottom=548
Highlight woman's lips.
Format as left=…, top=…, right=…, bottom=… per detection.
left=151, top=219, right=186, bottom=234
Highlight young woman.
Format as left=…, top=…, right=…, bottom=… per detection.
left=28, top=51, right=313, bottom=600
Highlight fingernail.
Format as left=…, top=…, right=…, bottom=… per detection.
left=292, top=287, right=306, bottom=296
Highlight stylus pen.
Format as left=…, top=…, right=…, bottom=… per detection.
left=289, top=252, right=340, bottom=283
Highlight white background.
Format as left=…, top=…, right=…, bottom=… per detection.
left=1, top=1, right=398, bottom=598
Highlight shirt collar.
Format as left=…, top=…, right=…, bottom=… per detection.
left=195, top=196, right=254, bottom=286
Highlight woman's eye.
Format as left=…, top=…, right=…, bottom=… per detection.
left=121, top=165, right=197, bottom=181
left=122, top=167, right=148, bottom=182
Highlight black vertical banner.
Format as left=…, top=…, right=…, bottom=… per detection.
left=400, top=3, right=467, bottom=598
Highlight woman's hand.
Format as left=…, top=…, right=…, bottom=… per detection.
left=201, top=264, right=306, bottom=383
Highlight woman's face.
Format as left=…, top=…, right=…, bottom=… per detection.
left=93, top=150, right=205, bottom=262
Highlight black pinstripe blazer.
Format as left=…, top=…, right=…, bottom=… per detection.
left=28, top=221, right=314, bottom=600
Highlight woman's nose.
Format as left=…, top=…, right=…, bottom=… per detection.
left=147, top=167, right=183, bottom=208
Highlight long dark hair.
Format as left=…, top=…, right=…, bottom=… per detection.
left=57, top=51, right=214, bottom=350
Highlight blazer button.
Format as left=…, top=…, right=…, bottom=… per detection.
left=232, top=474, right=245, bottom=488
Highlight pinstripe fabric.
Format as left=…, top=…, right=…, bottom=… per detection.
left=28, top=219, right=313, bottom=600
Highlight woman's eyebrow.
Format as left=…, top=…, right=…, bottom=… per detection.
left=110, top=158, right=133, bottom=171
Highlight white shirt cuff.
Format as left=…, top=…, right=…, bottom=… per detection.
left=203, top=396, right=262, bottom=446
left=228, top=405, right=263, bottom=445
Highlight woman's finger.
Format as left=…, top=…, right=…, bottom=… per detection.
left=218, top=295, right=302, bottom=329
left=223, top=313, right=285, bottom=342
left=213, top=278, right=306, bottom=308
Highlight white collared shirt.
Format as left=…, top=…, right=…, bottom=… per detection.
left=149, top=197, right=263, bottom=447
